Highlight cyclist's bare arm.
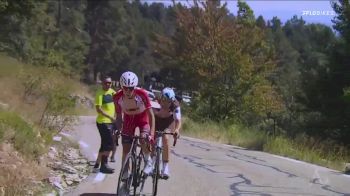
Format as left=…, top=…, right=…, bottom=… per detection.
left=146, top=108, right=155, bottom=137
left=174, top=118, right=181, bottom=134
left=173, top=106, right=182, bottom=136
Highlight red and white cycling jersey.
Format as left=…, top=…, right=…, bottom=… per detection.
left=113, top=88, right=151, bottom=135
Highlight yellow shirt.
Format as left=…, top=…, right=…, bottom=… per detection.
left=95, top=88, right=116, bottom=124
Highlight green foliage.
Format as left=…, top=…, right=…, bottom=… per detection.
left=182, top=116, right=267, bottom=150
left=256, top=15, right=266, bottom=28
left=183, top=117, right=348, bottom=170
left=264, top=134, right=349, bottom=170
left=226, top=124, right=267, bottom=150
left=40, top=81, right=77, bottom=132
left=0, top=0, right=89, bottom=75
left=332, top=0, right=350, bottom=42
left=1, top=0, right=350, bottom=164
left=159, top=1, right=281, bottom=123
left=18, top=67, right=77, bottom=131
left=0, top=109, right=45, bottom=158
left=237, top=0, right=255, bottom=26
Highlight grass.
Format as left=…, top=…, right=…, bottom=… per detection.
left=182, top=117, right=267, bottom=150
left=0, top=54, right=94, bottom=194
left=0, top=133, right=49, bottom=196
left=182, top=117, right=350, bottom=171
left=0, top=110, right=46, bottom=158
left=0, top=55, right=94, bottom=122
left=264, top=135, right=349, bottom=170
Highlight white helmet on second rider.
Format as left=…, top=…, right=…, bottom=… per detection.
left=120, top=71, right=138, bottom=87
left=162, top=87, right=176, bottom=101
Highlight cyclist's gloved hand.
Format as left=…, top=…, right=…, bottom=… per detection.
left=148, top=134, right=155, bottom=145
left=173, top=130, right=180, bottom=139
left=114, top=129, right=120, bottom=135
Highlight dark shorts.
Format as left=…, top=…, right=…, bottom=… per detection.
left=121, top=124, right=151, bottom=145
left=121, top=135, right=134, bottom=144
left=96, top=123, right=114, bottom=152
left=121, top=129, right=150, bottom=144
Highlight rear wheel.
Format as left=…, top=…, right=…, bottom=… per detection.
left=116, top=155, right=134, bottom=196
left=152, top=148, right=161, bottom=196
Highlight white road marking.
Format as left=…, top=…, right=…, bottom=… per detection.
left=93, top=173, right=106, bottom=183
left=53, top=136, right=62, bottom=141
left=312, top=168, right=329, bottom=184
left=78, top=140, right=89, bottom=148
left=272, top=155, right=339, bottom=172
left=59, top=132, right=72, bottom=137
left=272, top=155, right=304, bottom=164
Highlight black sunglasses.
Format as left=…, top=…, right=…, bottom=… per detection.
left=123, top=86, right=135, bottom=91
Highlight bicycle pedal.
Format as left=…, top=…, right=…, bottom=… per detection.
left=162, top=175, right=169, bottom=180
left=159, top=174, right=169, bottom=180
left=143, top=172, right=153, bottom=176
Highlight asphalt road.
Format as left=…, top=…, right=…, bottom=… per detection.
left=64, top=116, right=350, bottom=196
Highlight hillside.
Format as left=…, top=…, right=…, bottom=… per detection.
left=0, top=55, right=95, bottom=195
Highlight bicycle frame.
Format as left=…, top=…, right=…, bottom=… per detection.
left=137, top=130, right=179, bottom=196
left=116, top=134, right=145, bottom=196
left=152, top=130, right=177, bottom=196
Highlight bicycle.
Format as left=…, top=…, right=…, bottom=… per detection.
left=139, top=130, right=178, bottom=196
left=116, top=133, right=145, bottom=196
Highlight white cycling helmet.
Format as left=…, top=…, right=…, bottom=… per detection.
left=162, top=87, right=176, bottom=101
left=120, top=71, right=138, bottom=87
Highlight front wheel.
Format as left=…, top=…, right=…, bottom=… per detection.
left=116, top=155, right=134, bottom=196
left=134, top=150, right=145, bottom=195
left=152, top=148, right=161, bottom=196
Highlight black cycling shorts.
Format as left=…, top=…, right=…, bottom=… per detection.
left=96, top=123, right=114, bottom=152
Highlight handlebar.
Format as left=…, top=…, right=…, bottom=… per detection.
left=155, top=130, right=179, bottom=146
left=119, top=133, right=144, bottom=140
left=118, top=131, right=180, bottom=146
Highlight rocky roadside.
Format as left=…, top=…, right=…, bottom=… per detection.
left=44, top=94, right=95, bottom=195
left=0, top=136, right=91, bottom=196
left=44, top=136, right=91, bottom=196
left=346, top=163, right=350, bottom=174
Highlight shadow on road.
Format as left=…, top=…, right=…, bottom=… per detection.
left=80, top=194, right=115, bottom=196
left=80, top=193, right=152, bottom=196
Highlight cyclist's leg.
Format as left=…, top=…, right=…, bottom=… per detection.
left=121, top=136, right=132, bottom=180
left=162, top=134, right=169, bottom=162
left=121, top=137, right=132, bottom=164
left=162, top=122, right=175, bottom=163
left=139, top=123, right=153, bottom=174
left=121, top=115, right=136, bottom=165
left=139, top=123, right=151, bottom=158
left=162, top=123, right=175, bottom=177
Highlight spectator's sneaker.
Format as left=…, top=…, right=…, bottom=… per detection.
left=161, top=163, right=170, bottom=179
left=100, top=165, right=114, bottom=174
left=92, top=167, right=99, bottom=173
left=143, top=158, right=154, bottom=175
left=105, top=164, right=115, bottom=171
